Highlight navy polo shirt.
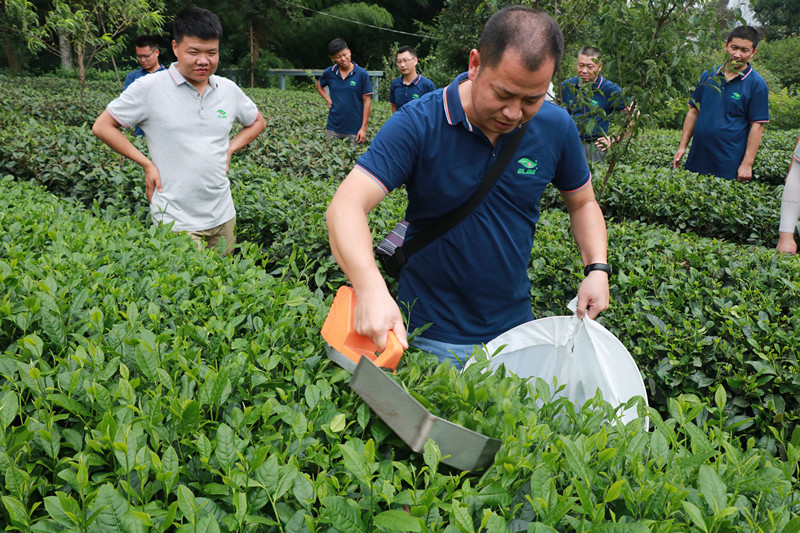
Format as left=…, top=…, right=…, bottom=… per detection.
left=389, top=74, right=436, bottom=110
left=684, top=64, right=769, bottom=180
left=123, top=65, right=166, bottom=137
left=319, top=63, right=373, bottom=135
left=357, top=72, right=590, bottom=344
left=561, top=75, right=626, bottom=140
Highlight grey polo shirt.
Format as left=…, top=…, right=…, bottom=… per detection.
left=106, top=63, right=259, bottom=231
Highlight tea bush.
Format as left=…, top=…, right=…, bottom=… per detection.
left=543, top=164, right=783, bottom=247
left=623, top=127, right=800, bottom=185
left=3, top=175, right=800, bottom=531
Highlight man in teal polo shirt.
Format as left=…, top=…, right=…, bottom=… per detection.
left=316, top=38, right=373, bottom=144
left=673, top=26, right=769, bottom=181
left=561, top=46, right=628, bottom=163
left=326, top=6, right=610, bottom=368
left=92, top=7, right=266, bottom=254
left=389, top=45, right=436, bottom=114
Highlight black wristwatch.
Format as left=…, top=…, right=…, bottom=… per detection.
left=584, top=263, right=613, bottom=277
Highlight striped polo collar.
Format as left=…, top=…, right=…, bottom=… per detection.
left=442, top=72, right=474, bottom=132
left=714, top=63, right=754, bottom=80
left=167, top=62, right=219, bottom=89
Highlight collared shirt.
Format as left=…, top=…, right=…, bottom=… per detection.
left=319, top=63, right=373, bottom=135
left=356, top=72, right=590, bottom=344
left=685, top=63, right=769, bottom=180
left=106, top=63, right=259, bottom=231
left=561, top=75, right=626, bottom=140
left=389, top=73, right=436, bottom=110
left=123, top=65, right=166, bottom=137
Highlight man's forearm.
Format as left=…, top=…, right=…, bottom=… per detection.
left=229, top=113, right=266, bottom=155
left=741, top=122, right=765, bottom=167
left=361, top=97, right=372, bottom=130
left=570, top=200, right=608, bottom=266
left=678, top=107, right=699, bottom=149
left=92, top=111, right=153, bottom=170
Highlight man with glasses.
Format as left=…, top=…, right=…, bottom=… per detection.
left=124, top=35, right=166, bottom=137
left=389, top=45, right=436, bottom=114
left=316, top=38, right=373, bottom=144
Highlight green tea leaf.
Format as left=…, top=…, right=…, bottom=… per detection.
left=214, top=423, right=236, bottom=472
left=0, top=391, right=19, bottom=430
left=681, top=501, right=708, bottom=533
left=340, top=442, right=371, bottom=486
left=374, top=510, right=422, bottom=532
left=88, top=484, right=144, bottom=533
left=321, top=496, right=363, bottom=532
left=698, top=465, right=727, bottom=514
left=179, top=400, right=200, bottom=435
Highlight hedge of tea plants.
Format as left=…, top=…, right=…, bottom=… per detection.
left=3, top=176, right=800, bottom=532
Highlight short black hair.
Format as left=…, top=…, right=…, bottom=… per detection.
left=134, top=35, right=158, bottom=50
left=727, top=25, right=759, bottom=48
left=578, top=46, right=602, bottom=60
left=328, top=38, right=348, bottom=57
left=396, top=45, right=417, bottom=57
left=478, top=6, right=564, bottom=75
left=173, top=6, right=223, bottom=44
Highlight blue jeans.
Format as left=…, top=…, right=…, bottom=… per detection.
left=411, top=335, right=479, bottom=371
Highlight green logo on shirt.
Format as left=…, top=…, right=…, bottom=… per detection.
left=217, top=109, right=227, bottom=118
left=731, top=92, right=742, bottom=100
left=517, top=158, right=538, bottom=175
left=350, top=81, right=357, bottom=86
left=412, top=94, right=420, bottom=99
left=590, top=99, right=599, bottom=106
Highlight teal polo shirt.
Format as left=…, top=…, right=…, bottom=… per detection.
left=319, top=63, right=373, bottom=135
left=561, top=75, right=626, bottom=141
left=684, top=63, right=769, bottom=180
left=389, top=74, right=436, bottom=110
left=356, top=72, right=590, bottom=344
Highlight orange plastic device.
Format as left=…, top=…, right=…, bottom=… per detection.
left=321, top=286, right=404, bottom=372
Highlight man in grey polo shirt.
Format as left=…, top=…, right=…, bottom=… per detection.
left=92, top=6, right=265, bottom=254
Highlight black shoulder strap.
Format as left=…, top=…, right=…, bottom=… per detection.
left=400, top=121, right=529, bottom=260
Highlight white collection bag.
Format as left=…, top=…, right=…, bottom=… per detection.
left=464, top=306, right=648, bottom=428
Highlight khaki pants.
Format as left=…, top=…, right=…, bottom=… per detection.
left=186, top=216, right=236, bottom=255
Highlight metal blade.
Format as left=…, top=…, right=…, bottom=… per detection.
left=349, top=356, right=501, bottom=471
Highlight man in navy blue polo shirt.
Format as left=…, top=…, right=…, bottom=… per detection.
left=326, top=6, right=610, bottom=368
left=389, top=45, right=436, bottom=114
left=316, top=38, right=373, bottom=144
left=673, top=26, right=769, bottom=181
left=123, top=35, right=166, bottom=137
left=561, top=46, right=628, bottom=163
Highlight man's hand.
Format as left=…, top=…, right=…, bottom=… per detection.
left=595, top=136, right=612, bottom=152
left=356, top=127, right=367, bottom=144
left=144, top=164, right=163, bottom=202
left=737, top=162, right=753, bottom=182
left=353, top=286, right=408, bottom=352
left=575, top=270, right=610, bottom=320
left=673, top=147, right=687, bottom=169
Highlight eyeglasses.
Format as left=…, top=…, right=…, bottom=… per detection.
left=135, top=49, right=157, bottom=61
left=396, top=58, right=415, bottom=64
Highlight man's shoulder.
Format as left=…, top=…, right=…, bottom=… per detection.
left=390, top=76, right=403, bottom=88
left=561, top=76, right=579, bottom=87
left=419, top=76, right=436, bottom=89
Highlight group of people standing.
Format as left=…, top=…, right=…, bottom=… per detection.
left=91, top=5, right=798, bottom=371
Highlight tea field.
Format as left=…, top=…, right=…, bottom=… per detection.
left=2, top=74, right=800, bottom=531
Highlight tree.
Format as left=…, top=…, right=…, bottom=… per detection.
left=426, top=0, right=724, bottom=195
left=750, top=0, right=800, bottom=38
left=6, top=0, right=164, bottom=105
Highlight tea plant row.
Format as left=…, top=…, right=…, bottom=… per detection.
left=2, top=176, right=800, bottom=531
